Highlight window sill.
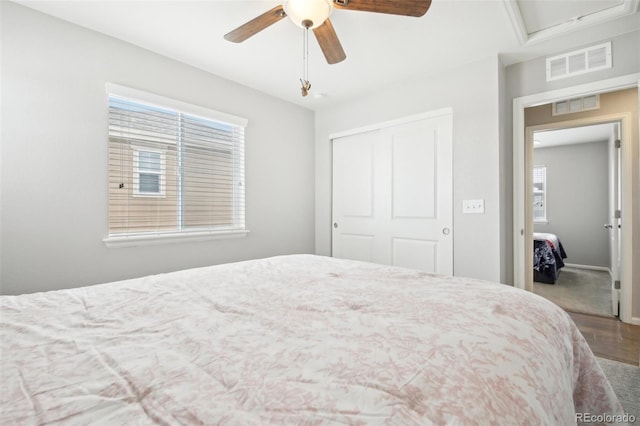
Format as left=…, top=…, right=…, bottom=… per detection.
left=103, top=229, right=249, bottom=248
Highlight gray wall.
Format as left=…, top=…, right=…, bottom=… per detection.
left=315, top=57, right=505, bottom=283
left=505, top=31, right=640, bottom=100
left=1, top=3, right=316, bottom=295
left=533, top=141, right=610, bottom=268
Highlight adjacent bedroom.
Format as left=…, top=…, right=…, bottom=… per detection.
left=2, top=0, right=639, bottom=424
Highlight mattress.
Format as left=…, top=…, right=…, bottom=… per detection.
left=0, top=255, right=624, bottom=424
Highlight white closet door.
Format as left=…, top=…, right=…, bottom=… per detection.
left=332, top=112, right=453, bottom=274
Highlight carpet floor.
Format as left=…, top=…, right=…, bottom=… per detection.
left=597, top=357, right=640, bottom=420
left=534, top=267, right=612, bottom=317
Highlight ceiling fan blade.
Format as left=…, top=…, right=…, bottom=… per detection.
left=224, top=5, right=287, bottom=43
left=313, top=19, right=346, bottom=65
left=332, top=0, right=432, bottom=17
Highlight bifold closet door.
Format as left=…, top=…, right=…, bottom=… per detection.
left=331, top=113, right=453, bottom=274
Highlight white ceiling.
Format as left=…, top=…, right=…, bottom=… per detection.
left=14, top=0, right=640, bottom=110
left=534, top=122, right=615, bottom=149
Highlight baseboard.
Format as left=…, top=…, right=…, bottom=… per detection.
left=564, top=263, right=609, bottom=272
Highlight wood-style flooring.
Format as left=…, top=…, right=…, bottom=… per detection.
left=568, top=310, right=640, bottom=366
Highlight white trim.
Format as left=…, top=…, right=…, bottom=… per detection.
left=532, top=165, right=547, bottom=222
left=502, top=0, right=527, bottom=45
left=513, top=73, right=639, bottom=325
left=104, top=229, right=250, bottom=248
left=503, top=0, right=640, bottom=45
left=328, top=108, right=453, bottom=140
left=563, top=263, right=610, bottom=272
left=106, top=83, right=248, bottom=128
left=537, top=1, right=640, bottom=45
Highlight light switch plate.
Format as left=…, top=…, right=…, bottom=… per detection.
left=463, top=199, right=484, bottom=214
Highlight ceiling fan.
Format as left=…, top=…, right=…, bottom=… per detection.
left=224, top=0, right=432, bottom=96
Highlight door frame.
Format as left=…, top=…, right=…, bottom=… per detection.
left=526, top=117, right=624, bottom=317
left=513, top=73, right=640, bottom=325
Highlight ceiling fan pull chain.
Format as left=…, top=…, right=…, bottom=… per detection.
left=300, top=25, right=311, bottom=97
left=303, top=26, right=307, bottom=81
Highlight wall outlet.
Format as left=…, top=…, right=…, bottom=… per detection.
left=463, top=199, right=484, bottom=214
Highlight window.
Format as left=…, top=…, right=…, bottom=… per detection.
left=133, top=148, right=165, bottom=196
left=105, top=84, right=248, bottom=246
left=533, top=166, right=547, bottom=222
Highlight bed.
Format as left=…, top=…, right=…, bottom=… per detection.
left=534, top=232, right=568, bottom=284
left=1, top=254, right=623, bottom=424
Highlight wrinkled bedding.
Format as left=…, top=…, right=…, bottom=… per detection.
left=1, top=255, right=624, bottom=424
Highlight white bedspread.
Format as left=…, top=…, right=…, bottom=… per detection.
left=533, top=232, right=561, bottom=250
left=1, top=255, right=625, bottom=424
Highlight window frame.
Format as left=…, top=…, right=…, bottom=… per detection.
left=104, top=83, right=249, bottom=248
left=132, top=146, right=166, bottom=198
left=532, top=165, right=547, bottom=223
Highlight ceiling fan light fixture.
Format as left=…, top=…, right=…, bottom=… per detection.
left=283, top=0, right=333, bottom=29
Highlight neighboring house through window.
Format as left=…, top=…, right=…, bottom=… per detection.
left=105, top=84, right=248, bottom=246
left=533, top=165, right=547, bottom=222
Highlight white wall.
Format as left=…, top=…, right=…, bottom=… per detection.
left=0, top=2, right=316, bottom=295
left=315, top=57, right=504, bottom=282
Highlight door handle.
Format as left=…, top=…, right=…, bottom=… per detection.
left=333, top=222, right=338, bottom=229
left=442, top=228, right=450, bottom=235
left=604, top=224, right=613, bottom=229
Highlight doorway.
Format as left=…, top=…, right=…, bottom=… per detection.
left=512, top=74, right=639, bottom=325
left=529, top=121, right=618, bottom=317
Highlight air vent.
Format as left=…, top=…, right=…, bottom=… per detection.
left=552, top=94, right=600, bottom=116
left=546, top=42, right=611, bottom=82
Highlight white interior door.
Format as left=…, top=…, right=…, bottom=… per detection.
left=609, top=122, right=621, bottom=316
left=331, top=112, right=453, bottom=274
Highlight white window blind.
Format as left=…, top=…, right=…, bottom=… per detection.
left=105, top=84, right=247, bottom=246
left=533, top=166, right=547, bottom=222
